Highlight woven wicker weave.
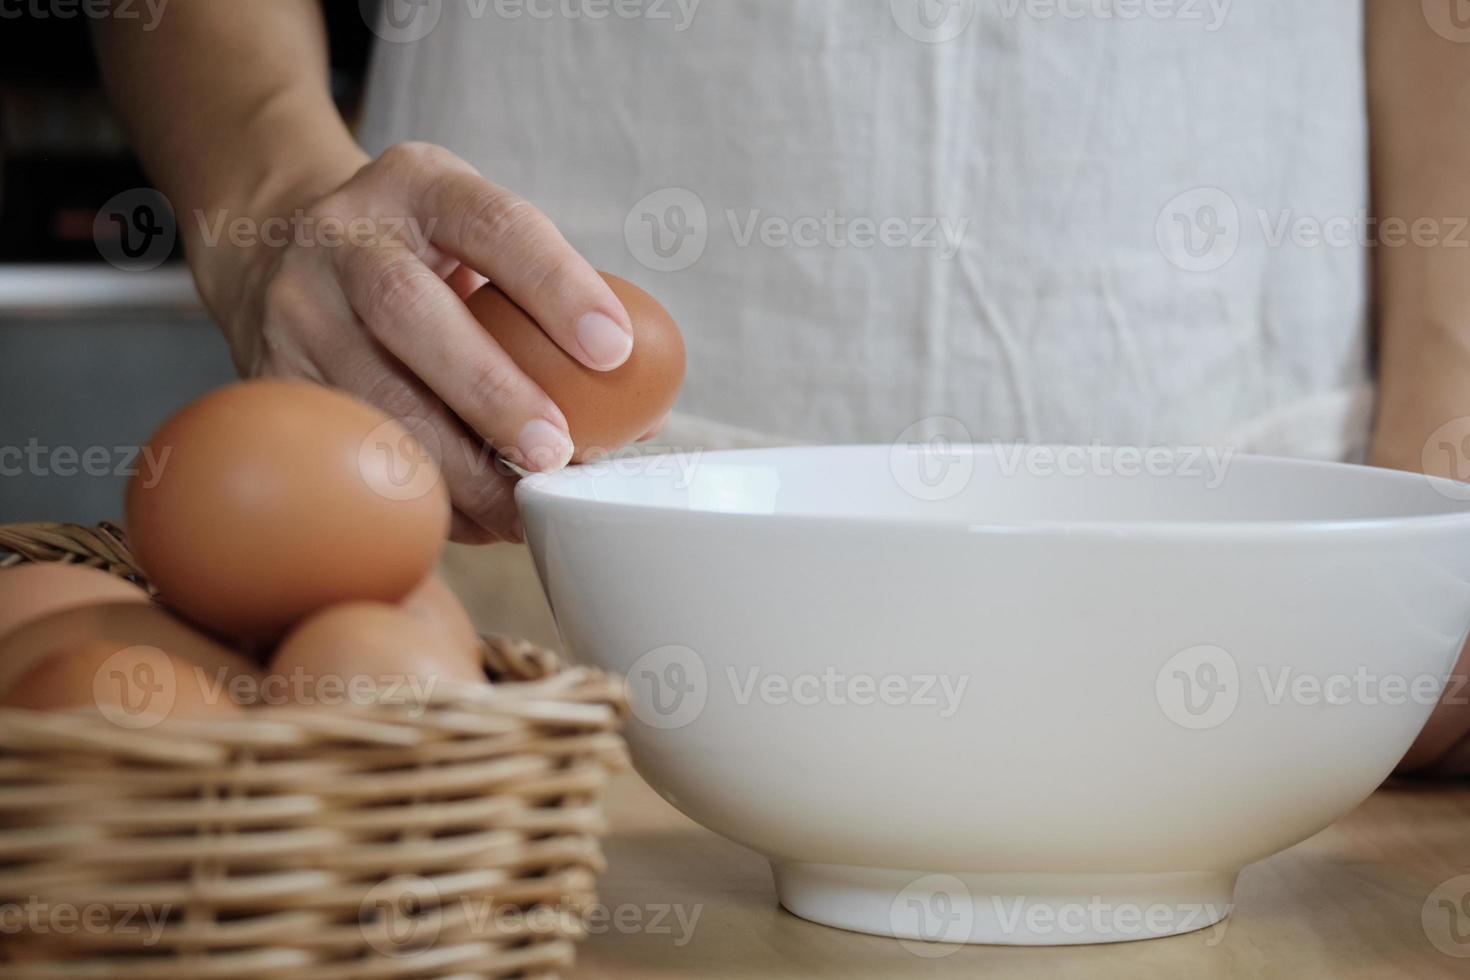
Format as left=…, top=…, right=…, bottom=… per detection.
left=0, top=523, right=626, bottom=979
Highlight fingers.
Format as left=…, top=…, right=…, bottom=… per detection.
left=444, top=263, right=488, bottom=300
left=237, top=140, right=632, bottom=545
left=355, top=143, right=632, bottom=370
left=418, top=165, right=634, bottom=372
left=334, top=241, right=574, bottom=472
left=451, top=509, right=505, bottom=546
left=325, top=348, right=525, bottom=544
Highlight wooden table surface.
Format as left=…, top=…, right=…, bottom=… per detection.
left=574, top=772, right=1470, bottom=979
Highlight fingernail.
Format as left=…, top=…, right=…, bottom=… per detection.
left=517, top=418, right=574, bottom=472
left=575, top=311, right=634, bottom=370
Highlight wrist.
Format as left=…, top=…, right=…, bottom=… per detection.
left=184, top=139, right=369, bottom=369
left=1370, top=314, right=1470, bottom=477
left=1370, top=393, right=1470, bottom=480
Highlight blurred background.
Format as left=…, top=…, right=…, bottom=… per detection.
left=0, top=3, right=374, bottom=524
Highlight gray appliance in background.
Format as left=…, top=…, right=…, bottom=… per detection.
left=0, top=267, right=236, bottom=526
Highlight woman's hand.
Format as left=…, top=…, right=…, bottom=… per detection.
left=92, top=9, right=629, bottom=543
left=197, top=143, right=635, bottom=544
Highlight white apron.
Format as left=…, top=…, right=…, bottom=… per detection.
left=360, top=0, right=1374, bottom=641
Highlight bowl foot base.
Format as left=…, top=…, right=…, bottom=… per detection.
left=771, top=862, right=1237, bottom=946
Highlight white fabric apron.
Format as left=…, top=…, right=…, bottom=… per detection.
left=361, top=0, right=1372, bottom=459
left=360, top=0, right=1375, bottom=639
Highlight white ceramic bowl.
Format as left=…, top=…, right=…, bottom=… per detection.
left=517, top=445, right=1470, bottom=945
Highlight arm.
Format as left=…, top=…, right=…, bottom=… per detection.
left=91, top=2, right=634, bottom=543
left=1365, top=0, right=1470, bottom=773
left=92, top=1, right=366, bottom=353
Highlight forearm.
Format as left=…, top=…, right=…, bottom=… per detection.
left=1366, top=0, right=1470, bottom=476
left=90, top=1, right=368, bottom=321
left=1367, top=0, right=1470, bottom=772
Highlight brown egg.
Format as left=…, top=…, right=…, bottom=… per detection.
left=126, top=380, right=451, bottom=640
left=401, top=574, right=483, bottom=664
left=268, top=601, right=486, bottom=709
left=0, top=602, right=258, bottom=715
left=0, top=563, right=149, bottom=643
left=467, top=272, right=685, bottom=462
left=1, top=639, right=241, bottom=724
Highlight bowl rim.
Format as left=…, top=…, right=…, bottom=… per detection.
left=516, top=445, right=1470, bottom=540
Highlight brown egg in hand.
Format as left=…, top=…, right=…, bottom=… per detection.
left=126, top=380, right=451, bottom=641
left=467, top=272, right=685, bottom=462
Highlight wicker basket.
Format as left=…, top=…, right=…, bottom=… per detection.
left=0, top=523, right=627, bottom=979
